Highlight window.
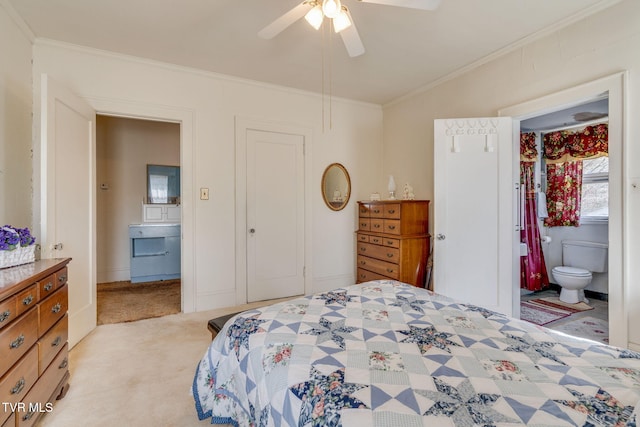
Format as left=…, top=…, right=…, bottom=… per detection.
left=580, top=156, right=608, bottom=222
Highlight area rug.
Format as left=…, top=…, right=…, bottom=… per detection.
left=97, top=279, right=181, bottom=325
left=551, top=316, right=609, bottom=344
left=520, top=300, right=571, bottom=325
left=530, top=297, right=594, bottom=313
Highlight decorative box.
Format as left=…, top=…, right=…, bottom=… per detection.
left=0, top=245, right=36, bottom=269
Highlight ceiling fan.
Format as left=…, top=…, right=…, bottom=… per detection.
left=258, top=0, right=442, bottom=58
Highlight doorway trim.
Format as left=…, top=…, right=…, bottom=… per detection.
left=87, top=96, right=196, bottom=313
left=235, top=116, right=313, bottom=305
left=499, top=72, right=627, bottom=348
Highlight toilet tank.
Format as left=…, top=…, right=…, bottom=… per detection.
left=562, top=240, right=608, bottom=272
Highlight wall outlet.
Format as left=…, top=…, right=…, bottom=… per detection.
left=200, top=188, right=209, bottom=200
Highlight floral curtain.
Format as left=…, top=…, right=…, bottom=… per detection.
left=520, top=132, right=549, bottom=291
left=542, top=123, right=606, bottom=227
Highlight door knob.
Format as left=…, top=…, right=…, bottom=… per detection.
left=436, top=234, right=446, bottom=240
left=249, top=228, right=256, bottom=234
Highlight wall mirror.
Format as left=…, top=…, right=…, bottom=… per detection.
left=321, top=163, right=351, bottom=211
left=147, top=164, right=180, bottom=204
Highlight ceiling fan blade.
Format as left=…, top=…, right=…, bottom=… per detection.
left=258, top=2, right=313, bottom=39
left=358, top=0, right=442, bottom=11
left=339, top=10, right=365, bottom=57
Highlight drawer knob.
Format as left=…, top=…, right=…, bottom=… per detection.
left=387, top=253, right=394, bottom=258
left=11, top=378, right=25, bottom=395
left=359, top=260, right=366, bottom=265
left=59, top=357, right=69, bottom=369
left=360, top=247, right=366, bottom=252
left=373, top=209, right=380, bottom=214
left=374, top=224, right=381, bottom=228
left=372, top=239, right=380, bottom=243
left=10, top=334, right=25, bottom=349
left=387, top=268, right=394, bottom=273
left=22, top=412, right=35, bottom=422
left=387, top=240, right=394, bottom=245
left=388, top=225, right=396, bottom=230
left=0, top=310, right=10, bottom=323
left=23, top=295, right=34, bottom=306
left=52, top=336, right=62, bottom=347
left=58, top=275, right=67, bottom=283
left=44, top=282, right=53, bottom=291
left=388, top=209, right=395, bottom=214
left=52, top=303, right=62, bottom=314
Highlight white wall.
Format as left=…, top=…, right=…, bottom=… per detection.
left=96, top=116, right=180, bottom=283
left=31, top=40, right=383, bottom=311
left=0, top=3, right=33, bottom=227
left=382, top=0, right=640, bottom=346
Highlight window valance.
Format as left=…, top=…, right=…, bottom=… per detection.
left=520, top=132, right=538, bottom=162
left=543, top=123, right=608, bottom=164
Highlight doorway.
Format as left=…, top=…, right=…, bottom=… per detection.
left=96, top=115, right=182, bottom=324
left=517, top=97, right=609, bottom=343
left=500, top=72, right=626, bottom=348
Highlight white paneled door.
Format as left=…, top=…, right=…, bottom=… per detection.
left=433, top=118, right=519, bottom=316
left=246, top=129, right=305, bottom=302
left=41, top=75, right=97, bottom=347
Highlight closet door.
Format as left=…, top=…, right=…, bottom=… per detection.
left=41, top=74, right=97, bottom=347
left=433, top=118, right=519, bottom=316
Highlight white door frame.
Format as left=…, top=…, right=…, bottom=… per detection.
left=235, top=117, right=313, bottom=305
left=87, top=97, right=196, bottom=313
left=499, top=72, right=627, bottom=348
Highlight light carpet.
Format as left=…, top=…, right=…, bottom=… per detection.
left=551, top=316, right=610, bottom=344
left=37, top=298, right=291, bottom=427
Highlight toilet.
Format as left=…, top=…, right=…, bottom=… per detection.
left=551, top=240, right=608, bottom=304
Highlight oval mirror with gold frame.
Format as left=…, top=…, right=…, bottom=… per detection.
left=321, top=163, right=351, bottom=211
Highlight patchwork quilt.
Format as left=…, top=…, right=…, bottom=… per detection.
left=193, top=280, right=640, bottom=426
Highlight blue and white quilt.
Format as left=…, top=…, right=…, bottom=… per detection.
left=193, top=280, right=640, bottom=426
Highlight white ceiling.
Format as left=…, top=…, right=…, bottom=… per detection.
left=7, top=0, right=620, bottom=105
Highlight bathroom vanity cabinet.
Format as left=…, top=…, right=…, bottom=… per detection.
left=129, top=224, right=181, bottom=283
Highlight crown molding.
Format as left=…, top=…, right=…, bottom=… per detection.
left=0, top=0, right=35, bottom=42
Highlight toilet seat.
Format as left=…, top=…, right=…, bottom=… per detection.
left=552, top=266, right=591, bottom=277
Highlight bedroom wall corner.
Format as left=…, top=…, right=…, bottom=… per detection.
left=0, top=3, right=33, bottom=227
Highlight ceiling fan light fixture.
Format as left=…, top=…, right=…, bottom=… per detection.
left=322, top=0, right=342, bottom=19
left=304, top=5, right=324, bottom=30
left=333, top=8, right=352, bottom=33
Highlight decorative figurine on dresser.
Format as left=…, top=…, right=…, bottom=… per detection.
left=356, top=200, right=430, bottom=288
left=0, top=258, right=71, bottom=427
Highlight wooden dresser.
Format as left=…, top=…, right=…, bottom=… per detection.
left=356, top=200, right=430, bottom=287
left=0, top=259, right=71, bottom=427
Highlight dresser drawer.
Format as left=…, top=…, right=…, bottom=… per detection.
left=1, top=412, right=15, bottom=427
left=37, top=274, right=56, bottom=300
left=0, top=308, right=38, bottom=374
left=358, top=218, right=371, bottom=231
left=38, top=285, right=68, bottom=337
left=15, top=285, right=38, bottom=317
left=357, top=242, right=400, bottom=264
left=383, top=219, right=401, bottom=235
left=357, top=234, right=369, bottom=243
left=382, top=237, right=400, bottom=248
left=358, top=203, right=370, bottom=217
left=0, top=346, right=39, bottom=414
left=16, top=344, right=68, bottom=427
left=356, top=255, right=399, bottom=279
left=356, top=268, right=390, bottom=283
left=38, top=315, right=68, bottom=375
left=0, top=296, right=17, bottom=331
left=55, top=267, right=68, bottom=288
left=370, top=218, right=384, bottom=232
left=383, top=203, right=401, bottom=219
left=369, top=204, right=384, bottom=218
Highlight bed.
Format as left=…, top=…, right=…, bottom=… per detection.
left=192, top=280, right=640, bottom=426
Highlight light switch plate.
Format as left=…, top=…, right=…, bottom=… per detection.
left=200, top=188, right=209, bottom=200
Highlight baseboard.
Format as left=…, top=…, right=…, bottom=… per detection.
left=546, top=282, right=608, bottom=301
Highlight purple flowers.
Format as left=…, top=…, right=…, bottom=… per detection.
left=0, top=225, right=36, bottom=251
